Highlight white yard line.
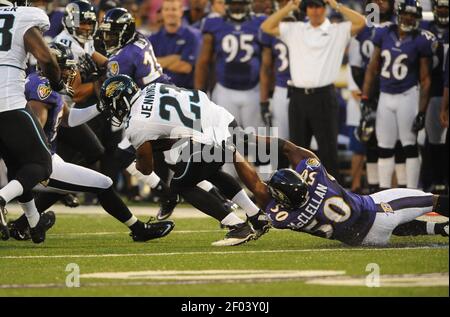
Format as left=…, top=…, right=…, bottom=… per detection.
left=1, top=245, right=447, bottom=260
left=47, top=230, right=224, bottom=237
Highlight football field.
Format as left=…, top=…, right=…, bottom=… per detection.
left=0, top=204, right=448, bottom=297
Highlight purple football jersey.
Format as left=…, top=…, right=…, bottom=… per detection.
left=373, top=24, right=436, bottom=94
left=265, top=159, right=377, bottom=246
left=25, top=72, right=64, bottom=154
left=259, top=31, right=291, bottom=88
left=107, top=33, right=163, bottom=89
left=201, top=14, right=266, bottom=90
left=44, top=9, right=64, bottom=40
left=421, top=20, right=449, bottom=97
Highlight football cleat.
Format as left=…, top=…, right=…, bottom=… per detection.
left=0, top=197, right=10, bottom=241
left=8, top=220, right=31, bottom=241
left=211, top=223, right=255, bottom=247
left=436, top=222, right=449, bottom=237
left=156, top=195, right=179, bottom=221
left=247, top=210, right=270, bottom=239
left=130, top=220, right=175, bottom=242
left=29, top=211, right=56, bottom=244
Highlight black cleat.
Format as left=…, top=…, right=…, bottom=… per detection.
left=247, top=210, right=270, bottom=239
left=0, top=197, right=9, bottom=241
left=8, top=220, right=31, bottom=241
left=130, top=220, right=175, bottom=242
left=60, top=194, right=80, bottom=208
left=156, top=195, right=179, bottom=221
left=29, top=211, right=56, bottom=244
left=436, top=222, right=449, bottom=237
left=211, top=223, right=255, bottom=246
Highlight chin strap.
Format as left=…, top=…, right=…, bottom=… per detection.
left=0, top=0, right=15, bottom=6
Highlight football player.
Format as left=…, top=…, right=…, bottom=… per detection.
left=232, top=138, right=449, bottom=246
left=421, top=0, right=449, bottom=193
left=259, top=0, right=294, bottom=169
left=362, top=0, right=436, bottom=189
left=0, top=0, right=69, bottom=242
left=100, top=7, right=259, bottom=225
left=350, top=0, right=408, bottom=192
left=8, top=43, right=175, bottom=243
left=195, top=0, right=266, bottom=130
left=98, top=75, right=271, bottom=246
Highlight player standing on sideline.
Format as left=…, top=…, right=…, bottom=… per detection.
left=0, top=0, right=69, bottom=242
left=8, top=43, right=175, bottom=243
left=421, top=0, right=449, bottom=194
left=195, top=0, right=266, bottom=131
left=350, top=0, right=409, bottom=193
left=362, top=0, right=436, bottom=190
left=259, top=0, right=294, bottom=168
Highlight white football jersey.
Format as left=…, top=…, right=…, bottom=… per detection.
left=0, top=6, right=49, bottom=112
left=53, top=29, right=96, bottom=62
left=126, top=83, right=235, bottom=151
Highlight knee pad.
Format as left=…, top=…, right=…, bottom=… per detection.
left=378, top=147, right=395, bottom=158
left=366, top=146, right=379, bottom=163
left=395, top=143, right=406, bottom=163
left=403, top=144, right=419, bottom=158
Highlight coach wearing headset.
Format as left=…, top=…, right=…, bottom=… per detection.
left=261, top=0, right=365, bottom=179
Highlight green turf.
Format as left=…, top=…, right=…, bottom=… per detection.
left=0, top=214, right=448, bottom=296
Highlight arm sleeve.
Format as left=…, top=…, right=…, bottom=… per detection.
left=67, top=104, right=101, bottom=127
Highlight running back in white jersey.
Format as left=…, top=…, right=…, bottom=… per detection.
left=0, top=6, right=49, bottom=112
left=126, top=83, right=235, bottom=150
left=53, top=29, right=95, bottom=62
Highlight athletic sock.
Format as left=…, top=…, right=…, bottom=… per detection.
left=0, top=180, right=24, bottom=204
left=220, top=213, right=245, bottom=227
left=232, top=189, right=259, bottom=217
left=395, top=163, right=407, bottom=187
left=406, top=157, right=421, bottom=189
left=366, top=162, right=379, bottom=188
left=378, top=157, right=395, bottom=189
left=19, top=199, right=40, bottom=228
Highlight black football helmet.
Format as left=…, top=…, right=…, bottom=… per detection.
left=49, top=42, right=77, bottom=86
left=432, top=0, right=449, bottom=27
left=226, top=0, right=252, bottom=22
left=267, top=169, right=309, bottom=210
left=397, top=0, right=422, bottom=32
left=99, top=8, right=136, bottom=55
left=99, top=75, right=140, bottom=127
left=63, top=0, right=98, bottom=44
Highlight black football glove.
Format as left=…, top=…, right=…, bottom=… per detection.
left=260, top=101, right=272, bottom=127
left=51, top=79, right=74, bottom=98
left=356, top=97, right=377, bottom=143
left=78, top=54, right=102, bottom=82
left=412, top=111, right=426, bottom=133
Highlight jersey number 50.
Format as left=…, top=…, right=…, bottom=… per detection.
left=0, top=15, right=15, bottom=51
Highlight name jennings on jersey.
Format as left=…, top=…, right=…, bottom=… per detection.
left=266, top=159, right=379, bottom=246
left=126, top=83, right=235, bottom=154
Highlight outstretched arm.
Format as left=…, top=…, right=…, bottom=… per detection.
left=233, top=152, right=271, bottom=208
left=261, top=0, right=300, bottom=37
